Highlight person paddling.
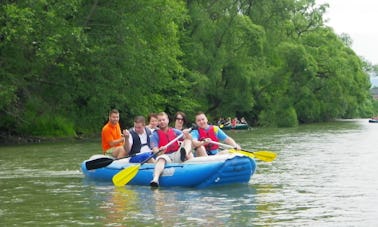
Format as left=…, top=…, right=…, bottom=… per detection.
left=149, top=112, right=193, bottom=187
left=192, top=112, right=241, bottom=156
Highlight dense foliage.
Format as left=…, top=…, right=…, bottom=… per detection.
left=1, top=0, right=377, bottom=137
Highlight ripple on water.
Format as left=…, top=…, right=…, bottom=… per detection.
left=0, top=168, right=82, bottom=179
left=1, top=119, right=378, bottom=226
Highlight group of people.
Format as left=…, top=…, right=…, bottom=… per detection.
left=217, top=117, right=248, bottom=127
left=101, top=109, right=241, bottom=187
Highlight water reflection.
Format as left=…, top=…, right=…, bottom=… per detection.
left=91, top=184, right=259, bottom=226
left=101, top=186, right=140, bottom=226
left=151, top=188, right=189, bottom=226
left=147, top=185, right=258, bottom=225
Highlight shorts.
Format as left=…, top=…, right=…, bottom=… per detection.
left=129, top=152, right=154, bottom=163
left=104, top=147, right=115, bottom=156
left=155, top=149, right=182, bottom=163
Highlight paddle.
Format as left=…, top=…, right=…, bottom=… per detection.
left=112, top=128, right=191, bottom=187
left=208, top=140, right=277, bottom=162
left=85, top=155, right=132, bottom=171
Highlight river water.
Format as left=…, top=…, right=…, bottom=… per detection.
left=1, top=119, right=377, bottom=226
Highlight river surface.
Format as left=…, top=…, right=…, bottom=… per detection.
left=1, top=119, right=378, bottom=226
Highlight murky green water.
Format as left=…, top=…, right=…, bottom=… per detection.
left=1, top=119, right=378, bottom=226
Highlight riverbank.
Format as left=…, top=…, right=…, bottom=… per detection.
left=0, top=132, right=99, bottom=146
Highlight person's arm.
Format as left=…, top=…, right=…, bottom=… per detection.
left=122, top=129, right=131, bottom=154
left=109, top=136, right=124, bottom=147
left=103, top=127, right=124, bottom=147
left=193, top=140, right=204, bottom=148
left=224, top=137, right=241, bottom=150
left=191, top=130, right=203, bottom=148
left=182, top=128, right=192, bottom=140
left=217, top=127, right=241, bottom=150
left=173, top=128, right=186, bottom=141
left=150, top=131, right=161, bottom=153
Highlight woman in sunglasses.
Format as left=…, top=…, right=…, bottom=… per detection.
left=173, top=111, right=188, bottom=131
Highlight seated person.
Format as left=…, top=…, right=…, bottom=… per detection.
left=101, top=109, right=127, bottom=159
left=123, top=115, right=154, bottom=163
left=191, top=112, right=240, bottom=156
left=240, top=117, right=248, bottom=124
left=149, top=112, right=193, bottom=187
left=146, top=113, right=159, bottom=132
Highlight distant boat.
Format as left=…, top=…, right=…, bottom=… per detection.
left=368, top=118, right=378, bottom=123
left=219, top=123, right=249, bottom=130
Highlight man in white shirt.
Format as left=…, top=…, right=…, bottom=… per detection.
left=123, top=115, right=154, bottom=163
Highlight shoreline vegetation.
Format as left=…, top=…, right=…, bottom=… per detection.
left=0, top=132, right=99, bottom=146
left=1, top=1, right=378, bottom=137
left=1, top=118, right=375, bottom=145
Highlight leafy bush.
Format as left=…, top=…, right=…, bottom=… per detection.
left=259, top=106, right=298, bottom=127
left=21, top=114, right=76, bottom=137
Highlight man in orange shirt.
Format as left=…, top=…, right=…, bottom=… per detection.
left=101, top=109, right=127, bottom=158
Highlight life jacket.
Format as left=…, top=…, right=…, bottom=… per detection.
left=129, top=127, right=152, bottom=156
left=156, top=128, right=180, bottom=153
left=198, top=125, right=219, bottom=151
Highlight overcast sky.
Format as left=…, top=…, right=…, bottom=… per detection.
left=316, top=0, right=378, bottom=65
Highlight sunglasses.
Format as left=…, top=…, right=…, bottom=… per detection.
left=175, top=117, right=184, bottom=121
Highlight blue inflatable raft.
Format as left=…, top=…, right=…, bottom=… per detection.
left=81, top=154, right=256, bottom=188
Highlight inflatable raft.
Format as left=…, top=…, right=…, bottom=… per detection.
left=220, top=124, right=249, bottom=130
left=81, top=154, right=256, bottom=188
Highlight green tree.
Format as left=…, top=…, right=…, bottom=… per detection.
left=0, top=0, right=85, bottom=136
left=76, top=0, right=192, bottom=129
left=182, top=0, right=265, bottom=120
left=0, top=0, right=375, bottom=139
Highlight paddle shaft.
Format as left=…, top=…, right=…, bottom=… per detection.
left=207, top=140, right=262, bottom=156
left=207, top=140, right=277, bottom=162
left=207, top=140, right=241, bottom=151
left=127, top=128, right=188, bottom=165
left=122, top=130, right=186, bottom=166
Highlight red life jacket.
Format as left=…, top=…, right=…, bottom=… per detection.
left=156, top=128, right=180, bottom=153
left=198, top=126, right=219, bottom=151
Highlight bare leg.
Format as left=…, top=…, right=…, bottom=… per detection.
left=112, top=146, right=127, bottom=158
left=182, top=139, right=194, bottom=160
left=117, top=147, right=128, bottom=159
left=151, top=158, right=166, bottom=185
left=195, top=146, right=208, bottom=157
left=147, top=158, right=155, bottom=163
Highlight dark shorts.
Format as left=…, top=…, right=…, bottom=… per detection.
left=129, top=152, right=154, bottom=163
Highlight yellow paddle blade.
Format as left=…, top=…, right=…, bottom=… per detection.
left=229, top=149, right=255, bottom=159
left=251, top=150, right=277, bottom=162
left=112, top=164, right=141, bottom=187
left=229, top=149, right=277, bottom=162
